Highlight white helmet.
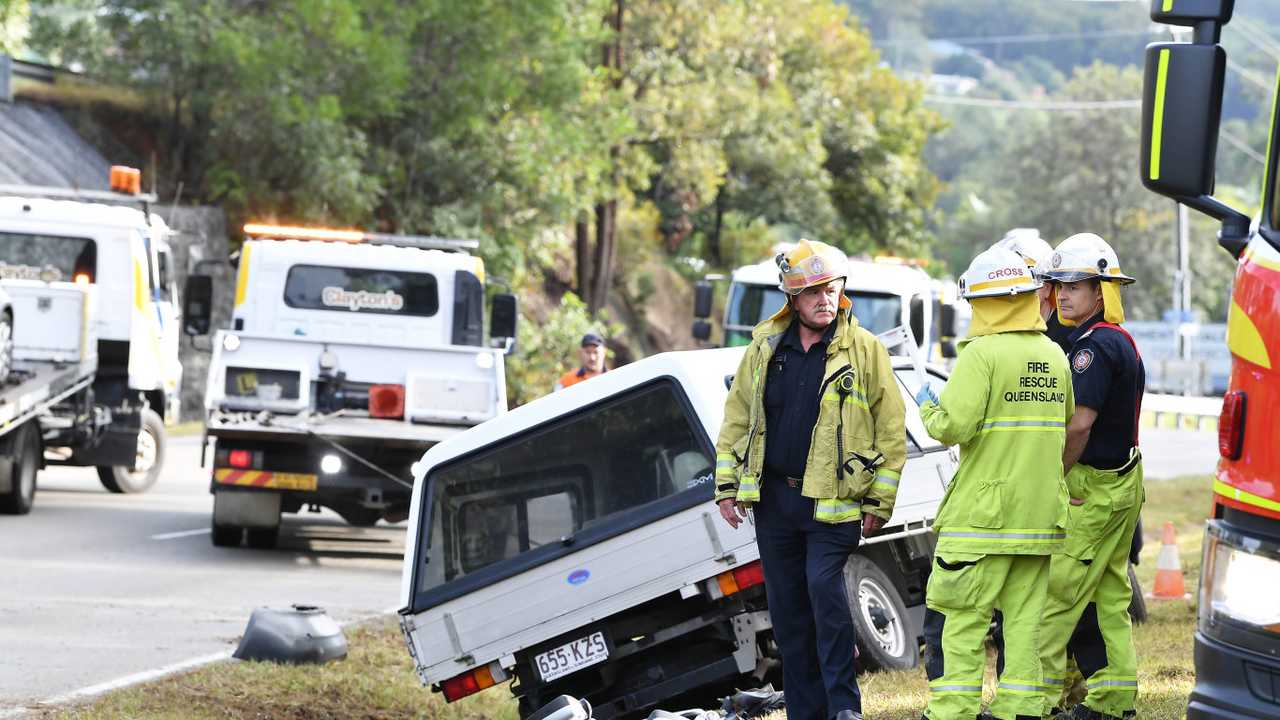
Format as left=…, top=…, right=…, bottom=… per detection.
left=994, top=228, right=1054, bottom=277
left=958, top=246, right=1043, bottom=299
left=1044, top=233, right=1135, bottom=285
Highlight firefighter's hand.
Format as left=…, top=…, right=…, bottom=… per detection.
left=862, top=512, right=886, bottom=537
left=718, top=498, right=749, bottom=529
left=1070, top=497, right=1085, bottom=506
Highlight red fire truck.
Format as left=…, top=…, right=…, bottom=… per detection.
left=1140, top=2, right=1280, bottom=718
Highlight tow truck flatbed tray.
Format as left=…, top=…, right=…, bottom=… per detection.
left=204, top=414, right=466, bottom=447
left=0, top=359, right=96, bottom=435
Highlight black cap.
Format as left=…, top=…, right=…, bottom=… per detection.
left=581, top=332, right=605, bottom=347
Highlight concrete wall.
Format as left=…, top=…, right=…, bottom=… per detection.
left=154, top=205, right=234, bottom=422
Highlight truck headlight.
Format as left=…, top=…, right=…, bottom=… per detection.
left=320, top=454, right=343, bottom=475
left=1201, top=524, right=1280, bottom=634
left=223, top=334, right=241, bottom=352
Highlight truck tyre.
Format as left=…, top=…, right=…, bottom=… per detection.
left=98, top=408, right=165, bottom=494
left=1127, top=562, right=1148, bottom=624
left=844, top=554, right=919, bottom=671
left=246, top=526, right=279, bottom=550
left=0, top=423, right=40, bottom=515
left=211, top=523, right=242, bottom=548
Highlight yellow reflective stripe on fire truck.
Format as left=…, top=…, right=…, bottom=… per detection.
left=1150, top=48, right=1170, bottom=181
left=1214, top=479, right=1280, bottom=515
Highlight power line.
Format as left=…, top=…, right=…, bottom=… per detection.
left=879, top=28, right=1160, bottom=47
left=1226, top=60, right=1275, bottom=93
left=1220, top=129, right=1267, bottom=167
left=923, top=94, right=1140, bottom=111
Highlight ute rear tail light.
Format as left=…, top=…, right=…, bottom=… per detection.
left=440, top=660, right=510, bottom=702
left=369, top=384, right=405, bottom=420
left=711, top=560, right=765, bottom=598
left=1219, top=391, right=1246, bottom=461
left=229, top=450, right=253, bottom=468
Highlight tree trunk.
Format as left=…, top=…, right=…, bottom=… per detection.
left=585, top=0, right=624, bottom=316
left=575, top=214, right=592, bottom=299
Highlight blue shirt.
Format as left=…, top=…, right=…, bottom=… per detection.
left=1067, top=313, right=1146, bottom=469
left=763, top=317, right=835, bottom=479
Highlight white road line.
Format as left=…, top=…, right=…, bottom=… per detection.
left=1, top=607, right=403, bottom=717
left=150, top=528, right=211, bottom=541
left=36, top=649, right=234, bottom=707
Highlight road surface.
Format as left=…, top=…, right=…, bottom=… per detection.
left=0, top=435, right=405, bottom=713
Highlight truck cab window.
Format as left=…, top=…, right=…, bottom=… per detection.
left=283, top=264, right=439, bottom=317
left=419, top=381, right=713, bottom=590
left=0, top=232, right=96, bottom=282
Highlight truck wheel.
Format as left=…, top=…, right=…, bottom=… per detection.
left=0, top=423, right=40, bottom=515
left=844, top=554, right=919, bottom=671
left=1127, top=562, right=1148, bottom=624
left=98, top=408, right=166, bottom=494
left=246, top=526, right=279, bottom=550
left=211, top=523, right=242, bottom=547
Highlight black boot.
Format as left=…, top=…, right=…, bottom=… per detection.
left=832, top=712, right=863, bottom=720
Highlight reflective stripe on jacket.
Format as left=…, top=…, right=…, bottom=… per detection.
left=714, top=305, right=907, bottom=523
left=921, top=331, right=1073, bottom=554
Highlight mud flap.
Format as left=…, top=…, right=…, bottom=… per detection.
left=67, top=408, right=142, bottom=469
left=214, top=490, right=282, bottom=528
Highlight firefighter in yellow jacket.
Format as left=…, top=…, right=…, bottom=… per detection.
left=714, top=239, right=907, bottom=720
left=916, top=246, right=1073, bottom=720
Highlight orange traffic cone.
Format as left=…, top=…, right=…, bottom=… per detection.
left=1147, top=521, right=1190, bottom=601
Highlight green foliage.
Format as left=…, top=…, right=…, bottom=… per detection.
left=505, top=292, right=622, bottom=407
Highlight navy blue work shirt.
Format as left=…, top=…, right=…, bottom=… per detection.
left=1067, top=312, right=1146, bottom=470
left=762, top=316, right=836, bottom=480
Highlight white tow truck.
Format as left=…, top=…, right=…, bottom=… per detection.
left=399, top=345, right=955, bottom=719
left=693, top=254, right=966, bottom=367
left=0, top=168, right=176, bottom=496
left=185, top=223, right=517, bottom=549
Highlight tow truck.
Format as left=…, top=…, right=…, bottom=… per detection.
left=185, top=223, right=517, bottom=549
left=1140, top=2, right=1280, bottom=717
left=0, top=166, right=182, bottom=493
left=398, top=345, right=954, bottom=719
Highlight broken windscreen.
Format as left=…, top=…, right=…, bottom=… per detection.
left=414, top=380, right=715, bottom=600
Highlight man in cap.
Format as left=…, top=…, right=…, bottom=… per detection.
left=1037, top=232, right=1146, bottom=720
left=714, top=239, right=906, bottom=720
left=914, top=245, right=1072, bottom=720
left=554, top=332, right=608, bottom=391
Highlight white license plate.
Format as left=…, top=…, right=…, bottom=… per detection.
left=534, top=631, right=609, bottom=681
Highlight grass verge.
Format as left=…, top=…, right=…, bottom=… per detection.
left=40, top=477, right=1211, bottom=720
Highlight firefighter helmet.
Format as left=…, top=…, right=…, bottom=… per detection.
left=959, top=246, right=1043, bottom=299
left=777, top=239, right=849, bottom=295
left=1043, top=233, right=1135, bottom=285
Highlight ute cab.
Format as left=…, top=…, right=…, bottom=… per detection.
left=400, top=346, right=954, bottom=719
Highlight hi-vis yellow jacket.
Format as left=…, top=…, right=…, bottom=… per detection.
left=714, top=304, right=907, bottom=523
left=920, top=327, right=1073, bottom=555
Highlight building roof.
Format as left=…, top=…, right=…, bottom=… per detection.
left=0, top=100, right=110, bottom=190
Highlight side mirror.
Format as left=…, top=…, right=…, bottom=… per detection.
left=490, top=293, right=518, bottom=352
left=692, top=320, right=712, bottom=342
left=1140, top=42, right=1226, bottom=201
left=938, top=304, right=958, bottom=359
left=1150, top=0, right=1233, bottom=27
left=182, top=274, right=213, bottom=336
left=693, top=280, right=713, bottom=320
left=909, top=296, right=925, bottom=347
left=1140, top=41, right=1249, bottom=254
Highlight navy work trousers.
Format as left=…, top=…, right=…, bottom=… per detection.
left=754, top=475, right=863, bottom=720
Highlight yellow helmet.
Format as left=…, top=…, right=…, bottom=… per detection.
left=777, top=239, right=848, bottom=295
